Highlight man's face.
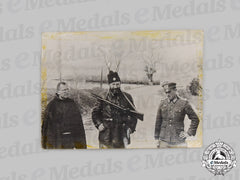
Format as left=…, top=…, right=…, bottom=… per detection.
left=57, top=84, right=70, bottom=99
left=164, top=88, right=177, bottom=101
left=109, top=81, right=121, bottom=94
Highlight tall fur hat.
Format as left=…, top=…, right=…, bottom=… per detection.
left=107, top=71, right=121, bottom=84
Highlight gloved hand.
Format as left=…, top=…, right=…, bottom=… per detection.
left=126, top=128, right=132, bottom=139
left=98, top=123, right=105, bottom=132
left=179, top=131, right=190, bottom=138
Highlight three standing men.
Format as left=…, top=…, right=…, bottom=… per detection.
left=154, top=82, right=199, bottom=148
left=92, top=71, right=138, bottom=148
left=41, top=79, right=199, bottom=149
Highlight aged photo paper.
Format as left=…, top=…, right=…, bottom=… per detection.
left=41, top=30, right=203, bottom=149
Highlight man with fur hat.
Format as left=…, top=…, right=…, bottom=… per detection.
left=92, top=71, right=138, bottom=149
left=154, top=82, right=199, bottom=148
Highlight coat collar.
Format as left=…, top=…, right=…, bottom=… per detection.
left=167, top=95, right=179, bottom=104
left=55, top=94, right=71, bottom=102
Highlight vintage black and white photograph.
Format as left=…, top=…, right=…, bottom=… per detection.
left=41, top=31, right=203, bottom=149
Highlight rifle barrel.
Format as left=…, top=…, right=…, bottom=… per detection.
left=91, top=93, right=144, bottom=121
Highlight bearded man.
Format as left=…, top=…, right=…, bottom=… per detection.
left=92, top=71, right=138, bottom=149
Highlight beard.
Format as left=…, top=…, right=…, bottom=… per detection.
left=110, top=88, right=121, bottom=95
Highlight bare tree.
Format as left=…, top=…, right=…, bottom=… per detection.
left=142, top=50, right=161, bottom=85
left=101, top=49, right=124, bottom=73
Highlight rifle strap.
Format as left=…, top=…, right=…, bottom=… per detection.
left=122, top=92, right=136, bottom=111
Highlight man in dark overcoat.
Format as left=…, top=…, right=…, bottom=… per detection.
left=92, top=71, right=138, bottom=149
left=42, top=82, right=87, bottom=149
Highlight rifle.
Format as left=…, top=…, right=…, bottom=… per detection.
left=91, top=93, right=144, bottom=121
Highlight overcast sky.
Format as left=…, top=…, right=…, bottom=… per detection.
left=42, top=31, right=203, bottom=88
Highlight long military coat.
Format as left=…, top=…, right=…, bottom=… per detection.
left=92, top=91, right=137, bottom=148
left=42, top=95, right=87, bottom=149
left=154, top=96, right=199, bottom=144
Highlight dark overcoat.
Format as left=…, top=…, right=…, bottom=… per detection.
left=42, top=96, right=87, bottom=149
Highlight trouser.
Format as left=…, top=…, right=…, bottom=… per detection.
left=99, top=141, right=125, bottom=149
left=99, top=124, right=126, bottom=149
left=158, top=140, right=187, bottom=148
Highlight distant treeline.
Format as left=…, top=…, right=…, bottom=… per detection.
left=86, top=79, right=160, bottom=85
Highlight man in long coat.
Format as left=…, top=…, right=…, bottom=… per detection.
left=92, top=71, right=138, bottom=149
left=42, top=82, right=87, bottom=149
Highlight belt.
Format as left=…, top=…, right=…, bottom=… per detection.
left=62, top=132, right=71, bottom=135
left=104, top=118, right=113, bottom=121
